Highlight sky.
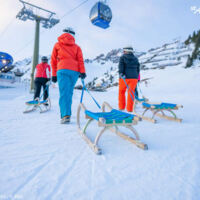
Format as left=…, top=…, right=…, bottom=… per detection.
left=0, top=0, right=200, bottom=61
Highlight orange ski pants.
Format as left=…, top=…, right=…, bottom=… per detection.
left=118, top=78, right=138, bottom=112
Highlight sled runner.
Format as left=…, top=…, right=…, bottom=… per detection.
left=23, top=98, right=51, bottom=113
left=23, top=83, right=51, bottom=114
left=120, top=78, right=183, bottom=123
left=77, top=80, right=148, bottom=154
left=133, top=101, right=183, bottom=123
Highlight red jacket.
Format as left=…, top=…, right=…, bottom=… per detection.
left=35, top=63, right=51, bottom=78
left=51, top=33, right=85, bottom=77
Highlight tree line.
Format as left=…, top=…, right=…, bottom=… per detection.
left=185, top=30, right=200, bottom=67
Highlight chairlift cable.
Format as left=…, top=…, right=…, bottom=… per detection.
left=0, top=17, right=16, bottom=38
left=60, top=0, right=90, bottom=19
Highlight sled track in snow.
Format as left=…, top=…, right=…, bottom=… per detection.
left=12, top=155, right=55, bottom=197
left=44, top=146, right=86, bottom=200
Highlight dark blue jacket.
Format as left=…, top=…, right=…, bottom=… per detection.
left=118, top=53, right=140, bottom=79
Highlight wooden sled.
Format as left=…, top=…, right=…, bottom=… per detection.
left=23, top=98, right=51, bottom=113
left=133, top=101, right=183, bottom=123
left=77, top=101, right=148, bottom=154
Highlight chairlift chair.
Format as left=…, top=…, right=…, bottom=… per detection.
left=89, top=1, right=112, bottom=29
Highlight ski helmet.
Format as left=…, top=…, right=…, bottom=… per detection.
left=123, top=46, right=133, bottom=53
left=41, top=56, right=48, bottom=63
left=63, top=27, right=75, bottom=36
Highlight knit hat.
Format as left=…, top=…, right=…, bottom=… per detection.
left=63, top=27, right=75, bottom=36
left=123, top=46, right=133, bottom=53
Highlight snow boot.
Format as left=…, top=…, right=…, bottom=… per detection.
left=61, top=116, right=71, bottom=124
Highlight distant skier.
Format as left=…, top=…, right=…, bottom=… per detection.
left=34, top=56, right=51, bottom=102
left=118, top=46, right=140, bottom=112
left=51, top=27, right=86, bottom=124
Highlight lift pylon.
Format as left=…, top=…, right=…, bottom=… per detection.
left=16, top=0, right=59, bottom=92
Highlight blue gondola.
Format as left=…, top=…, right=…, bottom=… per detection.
left=0, top=52, right=14, bottom=73
left=89, top=1, right=112, bottom=29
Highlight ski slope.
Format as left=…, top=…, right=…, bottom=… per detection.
left=0, top=66, right=200, bottom=200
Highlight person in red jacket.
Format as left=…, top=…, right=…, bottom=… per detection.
left=51, top=27, right=86, bottom=124
left=34, top=56, right=51, bottom=101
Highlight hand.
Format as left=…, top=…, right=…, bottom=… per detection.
left=119, top=73, right=126, bottom=79
left=79, top=73, right=86, bottom=79
left=52, top=76, right=57, bottom=83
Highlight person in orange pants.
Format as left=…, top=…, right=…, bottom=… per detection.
left=118, top=46, right=140, bottom=112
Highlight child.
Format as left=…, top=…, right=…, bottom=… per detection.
left=34, top=56, right=51, bottom=102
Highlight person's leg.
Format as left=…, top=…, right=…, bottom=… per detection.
left=57, top=69, right=79, bottom=119
left=43, top=86, right=49, bottom=100
left=34, top=80, right=42, bottom=100
left=126, top=79, right=138, bottom=112
left=118, top=78, right=127, bottom=110
left=42, top=79, right=49, bottom=100
left=67, top=70, right=79, bottom=116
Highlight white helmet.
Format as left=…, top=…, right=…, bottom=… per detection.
left=123, top=46, right=133, bottom=53
left=63, top=27, right=75, bottom=36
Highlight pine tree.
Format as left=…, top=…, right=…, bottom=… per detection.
left=185, top=29, right=200, bottom=67
left=185, top=55, right=193, bottom=68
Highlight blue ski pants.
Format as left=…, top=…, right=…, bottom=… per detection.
left=57, top=69, right=79, bottom=118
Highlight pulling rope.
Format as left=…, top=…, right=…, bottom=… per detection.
left=80, top=79, right=101, bottom=109
left=121, top=77, right=136, bottom=103
left=121, top=77, right=146, bottom=102
left=137, top=82, right=144, bottom=98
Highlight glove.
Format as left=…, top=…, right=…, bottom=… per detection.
left=119, top=73, right=126, bottom=79
left=79, top=73, right=86, bottom=79
left=52, top=76, right=57, bottom=83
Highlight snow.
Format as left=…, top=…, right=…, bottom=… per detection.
left=139, top=41, right=193, bottom=70
left=0, top=65, right=200, bottom=200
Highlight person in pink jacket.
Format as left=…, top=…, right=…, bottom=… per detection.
left=34, top=56, right=51, bottom=101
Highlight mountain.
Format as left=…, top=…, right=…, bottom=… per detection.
left=11, top=37, right=199, bottom=90
left=76, top=39, right=197, bottom=91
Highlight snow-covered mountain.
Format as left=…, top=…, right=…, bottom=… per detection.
left=80, top=40, right=197, bottom=90
left=12, top=38, right=199, bottom=90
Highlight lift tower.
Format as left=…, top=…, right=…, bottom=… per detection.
left=16, top=0, right=59, bottom=91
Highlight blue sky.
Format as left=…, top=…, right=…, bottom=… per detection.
left=0, top=0, right=200, bottom=61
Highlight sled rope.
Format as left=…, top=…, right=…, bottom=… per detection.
left=81, top=79, right=101, bottom=109
left=121, top=77, right=136, bottom=102
left=121, top=77, right=146, bottom=102
left=137, top=82, right=144, bottom=98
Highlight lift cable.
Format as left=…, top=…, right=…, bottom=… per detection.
left=0, top=17, right=16, bottom=38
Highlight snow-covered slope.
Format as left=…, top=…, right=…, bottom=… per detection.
left=139, top=40, right=194, bottom=69
left=0, top=65, right=200, bottom=200
left=12, top=39, right=197, bottom=90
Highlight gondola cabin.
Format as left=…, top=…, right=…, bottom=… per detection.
left=89, top=1, right=112, bottom=29
left=0, top=52, right=14, bottom=73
